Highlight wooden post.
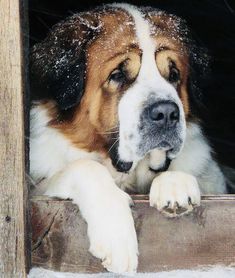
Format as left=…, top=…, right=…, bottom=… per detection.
left=0, top=0, right=28, bottom=277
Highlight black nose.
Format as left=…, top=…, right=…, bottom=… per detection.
left=148, top=101, right=180, bottom=128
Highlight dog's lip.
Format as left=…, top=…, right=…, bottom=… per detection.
left=108, top=140, right=133, bottom=173
left=149, top=157, right=171, bottom=173
left=114, top=160, right=133, bottom=173
left=157, top=141, right=172, bottom=149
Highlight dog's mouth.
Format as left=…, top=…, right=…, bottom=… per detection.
left=156, top=141, right=172, bottom=150
left=108, top=140, right=133, bottom=173
left=138, top=136, right=183, bottom=161
left=113, top=160, right=133, bottom=173
left=149, top=156, right=171, bottom=173
left=107, top=123, right=182, bottom=173
left=108, top=138, right=176, bottom=173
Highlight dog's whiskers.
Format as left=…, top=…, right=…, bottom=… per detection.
left=108, top=138, right=119, bottom=153
left=98, top=130, right=119, bottom=135
left=109, top=137, right=119, bottom=140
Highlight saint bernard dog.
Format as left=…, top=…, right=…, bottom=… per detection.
left=30, top=3, right=227, bottom=273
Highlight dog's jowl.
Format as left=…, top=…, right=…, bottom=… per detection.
left=30, top=3, right=226, bottom=273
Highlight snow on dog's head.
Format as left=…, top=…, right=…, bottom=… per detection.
left=30, top=3, right=202, bottom=172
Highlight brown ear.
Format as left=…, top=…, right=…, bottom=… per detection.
left=30, top=14, right=101, bottom=110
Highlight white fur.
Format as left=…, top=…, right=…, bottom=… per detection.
left=149, top=150, right=166, bottom=170
left=30, top=105, right=101, bottom=182
left=43, top=160, right=138, bottom=274
left=113, top=3, right=186, bottom=162
left=169, top=123, right=226, bottom=193
left=31, top=106, right=225, bottom=195
left=131, top=123, right=226, bottom=194
left=30, top=4, right=227, bottom=275
left=150, top=171, right=201, bottom=217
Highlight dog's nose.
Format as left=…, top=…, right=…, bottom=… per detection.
left=148, top=101, right=179, bottom=128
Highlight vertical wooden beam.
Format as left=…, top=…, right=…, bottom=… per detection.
left=0, top=0, right=28, bottom=276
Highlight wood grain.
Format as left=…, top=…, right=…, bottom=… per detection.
left=31, top=196, right=235, bottom=273
left=0, top=0, right=28, bottom=277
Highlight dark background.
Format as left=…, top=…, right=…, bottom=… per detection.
left=28, top=0, right=235, bottom=169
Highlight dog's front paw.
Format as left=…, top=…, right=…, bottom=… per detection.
left=87, top=192, right=138, bottom=274
left=150, top=171, right=201, bottom=217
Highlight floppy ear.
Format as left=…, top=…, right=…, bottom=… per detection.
left=187, top=43, right=210, bottom=118
left=30, top=14, right=100, bottom=110
left=49, top=52, right=86, bottom=110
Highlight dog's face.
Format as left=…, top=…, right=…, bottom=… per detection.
left=31, top=4, right=203, bottom=172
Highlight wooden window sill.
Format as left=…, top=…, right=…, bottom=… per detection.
left=31, top=195, right=235, bottom=273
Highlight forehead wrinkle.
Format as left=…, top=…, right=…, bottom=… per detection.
left=103, top=45, right=141, bottom=64
left=87, top=9, right=139, bottom=66
left=111, top=3, right=162, bottom=83
left=105, top=52, right=128, bottom=63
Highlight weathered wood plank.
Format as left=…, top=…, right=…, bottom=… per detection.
left=0, top=0, right=28, bottom=277
left=31, top=196, right=235, bottom=273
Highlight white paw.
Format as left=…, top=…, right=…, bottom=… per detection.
left=43, top=160, right=138, bottom=273
left=87, top=192, right=138, bottom=274
left=150, top=171, right=201, bottom=217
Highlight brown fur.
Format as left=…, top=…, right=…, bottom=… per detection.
left=148, top=12, right=191, bottom=116
left=42, top=9, right=191, bottom=156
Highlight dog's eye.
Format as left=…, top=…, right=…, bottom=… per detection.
left=109, top=69, right=126, bottom=83
left=168, top=63, right=180, bottom=84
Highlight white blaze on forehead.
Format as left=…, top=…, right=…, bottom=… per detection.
left=112, top=3, right=155, bottom=51
left=110, top=3, right=186, bottom=163
left=111, top=3, right=158, bottom=80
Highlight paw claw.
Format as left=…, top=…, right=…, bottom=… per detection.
left=150, top=171, right=201, bottom=218
left=163, top=200, right=171, bottom=210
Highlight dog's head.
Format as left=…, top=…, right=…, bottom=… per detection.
left=30, top=4, right=207, bottom=172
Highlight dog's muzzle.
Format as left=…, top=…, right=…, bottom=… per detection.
left=138, top=100, right=183, bottom=158
left=111, top=99, right=185, bottom=173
